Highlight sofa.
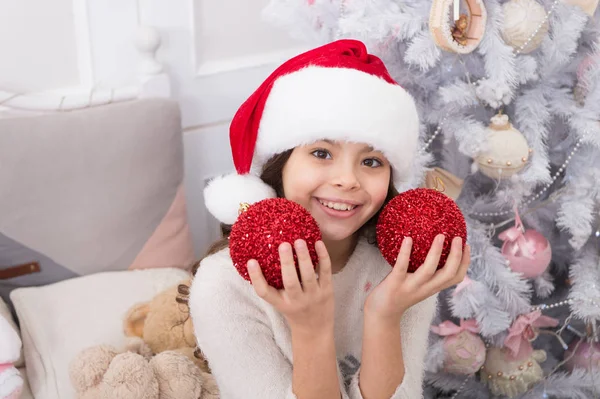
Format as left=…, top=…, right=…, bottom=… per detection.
left=0, top=98, right=198, bottom=399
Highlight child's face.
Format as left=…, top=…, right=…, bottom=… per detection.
left=282, top=140, right=391, bottom=242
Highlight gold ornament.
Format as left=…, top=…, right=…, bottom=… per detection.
left=422, top=167, right=465, bottom=200
left=501, top=0, right=549, bottom=54
left=238, top=202, right=250, bottom=215
left=429, top=0, right=487, bottom=54
left=452, top=14, right=469, bottom=46
left=479, top=347, right=547, bottom=398
left=474, top=113, right=531, bottom=180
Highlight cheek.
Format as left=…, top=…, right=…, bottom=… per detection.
left=366, top=175, right=390, bottom=208
left=372, top=185, right=388, bottom=208
left=282, top=163, right=318, bottom=202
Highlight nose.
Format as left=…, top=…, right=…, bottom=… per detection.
left=331, top=164, right=360, bottom=191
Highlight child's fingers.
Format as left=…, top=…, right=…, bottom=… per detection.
left=248, top=260, right=281, bottom=306
left=412, top=234, right=445, bottom=284
left=314, top=241, right=332, bottom=288
left=452, top=244, right=471, bottom=287
left=391, top=237, right=412, bottom=281
left=423, top=237, right=464, bottom=292
left=279, top=242, right=302, bottom=296
left=294, top=240, right=318, bottom=293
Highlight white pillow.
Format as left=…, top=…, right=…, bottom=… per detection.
left=0, top=297, right=24, bottom=367
left=10, top=268, right=190, bottom=399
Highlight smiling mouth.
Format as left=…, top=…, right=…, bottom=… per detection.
left=317, top=199, right=358, bottom=211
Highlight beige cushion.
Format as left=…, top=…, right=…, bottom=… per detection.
left=1, top=99, right=195, bottom=311
left=10, top=268, right=190, bottom=399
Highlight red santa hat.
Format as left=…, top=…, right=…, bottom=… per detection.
left=204, top=39, right=421, bottom=225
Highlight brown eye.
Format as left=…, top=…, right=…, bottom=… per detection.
left=311, top=149, right=331, bottom=159
left=363, top=158, right=382, bottom=168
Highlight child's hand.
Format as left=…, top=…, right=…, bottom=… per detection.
left=365, top=234, right=470, bottom=325
left=247, top=239, right=335, bottom=336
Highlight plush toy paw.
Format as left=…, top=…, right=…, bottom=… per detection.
left=69, top=345, right=119, bottom=396
left=198, top=371, right=220, bottom=399
left=150, top=351, right=203, bottom=399
left=171, top=347, right=210, bottom=373
left=70, top=345, right=159, bottom=399
left=101, top=352, right=159, bottom=399
left=70, top=345, right=209, bottom=399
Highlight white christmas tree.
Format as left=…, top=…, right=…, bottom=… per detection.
left=262, top=0, right=600, bottom=397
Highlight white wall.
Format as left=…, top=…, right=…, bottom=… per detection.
left=0, top=0, right=316, bottom=257
left=0, top=0, right=79, bottom=92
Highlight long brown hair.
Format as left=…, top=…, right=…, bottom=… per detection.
left=178, top=148, right=398, bottom=361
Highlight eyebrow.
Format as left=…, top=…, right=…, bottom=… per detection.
left=322, top=139, right=375, bottom=153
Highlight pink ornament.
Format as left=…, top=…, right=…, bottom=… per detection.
left=504, top=310, right=558, bottom=361
left=499, top=209, right=551, bottom=278
left=564, top=339, right=600, bottom=372
left=431, top=319, right=486, bottom=375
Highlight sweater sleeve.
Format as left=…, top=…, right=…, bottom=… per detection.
left=346, top=294, right=438, bottom=399
left=189, top=260, right=299, bottom=399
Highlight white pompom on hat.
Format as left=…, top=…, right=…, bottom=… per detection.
left=204, top=39, right=420, bottom=225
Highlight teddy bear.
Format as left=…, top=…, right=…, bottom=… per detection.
left=121, top=279, right=210, bottom=373
left=69, top=337, right=218, bottom=399
left=69, top=279, right=219, bottom=399
left=0, top=312, right=23, bottom=399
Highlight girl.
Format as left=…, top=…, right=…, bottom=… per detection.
left=187, top=39, right=470, bottom=399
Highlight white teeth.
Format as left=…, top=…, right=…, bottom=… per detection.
left=318, top=199, right=357, bottom=211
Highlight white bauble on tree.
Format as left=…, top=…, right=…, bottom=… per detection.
left=501, top=0, right=549, bottom=54
left=474, top=113, right=532, bottom=180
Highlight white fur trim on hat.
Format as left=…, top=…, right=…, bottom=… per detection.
left=254, top=66, right=420, bottom=188
left=203, top=173, right=276, bottom=225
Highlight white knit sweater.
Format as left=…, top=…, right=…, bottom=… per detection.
left=189, top=237, right=438, bottom=399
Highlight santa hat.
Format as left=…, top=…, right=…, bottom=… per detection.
left=204, top=39, right=420, bottom=225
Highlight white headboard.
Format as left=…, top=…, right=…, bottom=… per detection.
left=0, top=0, right=313, bottom=257
left=0, top=26, right=169, bottom=116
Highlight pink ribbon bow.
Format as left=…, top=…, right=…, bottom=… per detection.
left=498, top=207, right=536, bottom=259
left=431, top=319, right=480, bottom=336
left=504, top=310, right=558, bottom=360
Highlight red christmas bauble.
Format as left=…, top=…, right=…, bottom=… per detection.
left=229, top=198, right=322, bottom=289
left=376, top=188, right=467, bottom=271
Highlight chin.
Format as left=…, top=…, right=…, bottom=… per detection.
left=319, top=226, right=359, bottom=243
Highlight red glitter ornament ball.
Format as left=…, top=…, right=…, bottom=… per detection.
left=376, top=188, right=467, bottom=272
left=229, top=198, right=322, bottom=289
